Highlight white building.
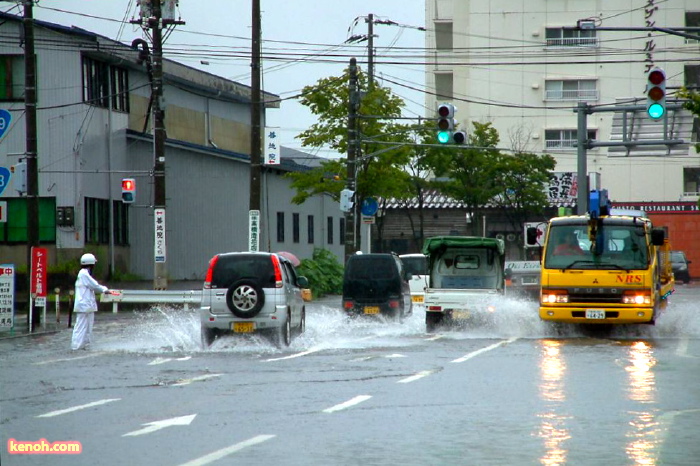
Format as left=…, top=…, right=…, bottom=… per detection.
left=425, top=0, right=700, bottom=204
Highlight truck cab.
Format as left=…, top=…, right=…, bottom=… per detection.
left=528, top=189, right=674, bottom=325
left=422, top=236, right=506, bottom=332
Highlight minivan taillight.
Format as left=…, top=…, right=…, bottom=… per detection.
left=389, top=299, right=400, bottom=308
left=343, top=300, right=354, bottom=309
left=203, top=255, right=219, bottom=289
left=271, top=255, right=283, bottom=288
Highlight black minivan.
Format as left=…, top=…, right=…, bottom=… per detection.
left=342, top=253, right=413, bottom=322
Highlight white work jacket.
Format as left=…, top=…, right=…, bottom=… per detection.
left=74, top=268, right=108, bottom=313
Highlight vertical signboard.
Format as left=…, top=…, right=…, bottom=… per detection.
left=0, top=265, right=14, bottom=330
left=249, top=210, right=260, bottom=252
left=154, top=208, right=166, bottom=263
left=264, top=127, right=280, bottom=165
left=31, top=247, right=48, bottom=302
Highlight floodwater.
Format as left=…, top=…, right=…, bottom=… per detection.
left=85, top=284, right=700, bottom=355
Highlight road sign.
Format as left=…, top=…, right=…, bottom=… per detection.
left=361, top=197, right=378, bottom=216
left=0, top=109, right=12, bottom=140
left=0, top=167, right=10, bottom=196
left=249, top=210, right=260, bottom=251
left=0, top=265, right=15, bottom=330
left=154, top=208, right=166, bottom=263
left=31, top=247, right=48, bottom=298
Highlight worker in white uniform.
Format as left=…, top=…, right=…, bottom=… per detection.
left=71, top=253, right=109, bottom=350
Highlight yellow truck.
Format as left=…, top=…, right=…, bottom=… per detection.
left=527, top=190, right=674, bottom=325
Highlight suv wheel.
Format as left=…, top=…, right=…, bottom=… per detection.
left=272, top=312, right=292, bottom=348
left=297, top=308, right=306, bottom=335
left=226, top=279, right=265, bottom=318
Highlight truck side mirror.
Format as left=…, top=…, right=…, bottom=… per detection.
left=526, top=227, right=538, bottom=246
left=651, top=228, right=665, bottom=246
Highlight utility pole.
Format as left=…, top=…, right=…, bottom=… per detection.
left=249, top=0, right=262, bottom=250
left=345, top=58, right=358, bottom=261
left=134, top=1, right=184, bottom=289
left=366, top=13, right=374, bottom=87
left=23, top=0, right=39, bottom=331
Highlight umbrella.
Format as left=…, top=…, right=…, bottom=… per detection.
left=277, top=251, right=300, bottom=267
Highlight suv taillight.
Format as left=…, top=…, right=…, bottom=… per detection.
left=203, top=255, right=219, bottom=289
left=271, top=254, right=283, bottom=288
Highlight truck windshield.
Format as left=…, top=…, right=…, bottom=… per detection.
left=544, top=224, right=649, bottom=270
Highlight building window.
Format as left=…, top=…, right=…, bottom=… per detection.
left=545, top=28, right=597, bottom=47
left=435, top=22, right=453, bottom=50
left=327, top=216, right=334, bottom=245
left=435, top=72, right=453, bottom=102
left=292, top=213, right=300, bottom=243
left=85, top=197, right=110, bottom=244
left=685, top=64, right=700, bottom=89
left=545, top=79, right=598, bottom=101
left=0, top=55, right=25, bottom=102
left=339, top=217, right=345, bottom=245
left=686, top=12, right=700, bottom=44
left=82, top=55, right=129, bottom=110
left=307, top=215, right=314, bottom=244
left=545, top=129, right=597, bottom=150
left=277, top=212, right=285, bottom=243
left=113, top=201, right=129, bottom=246
left=0, top=198, right=56, bottom=243
left=110, top=66, right=129, bottom=112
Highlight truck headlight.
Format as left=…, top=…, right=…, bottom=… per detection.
left=622, top=291, right=651, bottom=305
left=541, top=290, right=569, bottom=304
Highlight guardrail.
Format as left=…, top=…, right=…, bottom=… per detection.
left=100, top=289, right=202, bottom=313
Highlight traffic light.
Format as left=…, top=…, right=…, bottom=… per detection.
left=339, top=188, right=354, bottom=213
left=436, top=103, right=454, bottom=144
left=121, top=178, right=135, bottom=203
left=453, top=130, right=467, bottom=144
left=646, top=67, right=666, bottom=120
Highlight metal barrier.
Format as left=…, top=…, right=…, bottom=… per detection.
left=100, top=289, right=202, bottom=313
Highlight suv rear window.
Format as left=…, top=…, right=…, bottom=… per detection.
left=346, top=256, right=398, bottom=280
left=211, top=254, right=275, bottom=288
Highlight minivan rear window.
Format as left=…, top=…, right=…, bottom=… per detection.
left=401, top=256, right=427, bottom=276
left=211, top=254, right=275, bottom=288
left=346, top=256, right=398, bottom=280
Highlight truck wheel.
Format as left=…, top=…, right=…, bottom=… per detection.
left=426, top=313, right=443, bottom=333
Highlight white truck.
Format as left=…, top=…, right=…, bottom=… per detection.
left=422, top=236, right=507, bottom=332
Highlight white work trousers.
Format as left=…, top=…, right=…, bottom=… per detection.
left=71, top=312, right=95, bottom=350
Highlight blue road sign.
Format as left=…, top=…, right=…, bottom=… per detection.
left=0, top=109, right=11, bottom=140
left=0, top=167, right=10, bottom=196
left=361, top=197, right=378, bottom=216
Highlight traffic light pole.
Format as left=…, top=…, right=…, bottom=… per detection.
left=345, top=58, right=358, bottom=262
left=574, top=101, right=685, bottom=213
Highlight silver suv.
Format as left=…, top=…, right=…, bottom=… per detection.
left=199, top=252, right=309, bottom=348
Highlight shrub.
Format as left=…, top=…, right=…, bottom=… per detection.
left=297, top=248, right=343, bottom=297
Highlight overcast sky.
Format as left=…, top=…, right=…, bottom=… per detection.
left=20, top=1, right=427, bottom=158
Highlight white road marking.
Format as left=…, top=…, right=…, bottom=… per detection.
left=149, top=357, right=172, bottom=365
left=384, top=353, right=406, bottom=358
left=179, top=435, right=276, bottom=466
left=322, top=395, right=372, bottom=413
left=425, top=334, right=443, bottom=341
left=397, top=370, right=434, bottom=384
left=36, top=398, right=121, bottom=418
left=451, top=337, right=519, bottom=363
left=172, top=374, right=222, bottom=386
left=123, top=414, right=197, bottom=437
left=33, top=352, right=106, bottom=365
left=264, top=347, right=323, bottom=362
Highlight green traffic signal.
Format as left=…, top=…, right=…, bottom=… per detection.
left=437, top=131, right=451, bottom=144
left=647, top=103, right=665, bottom=119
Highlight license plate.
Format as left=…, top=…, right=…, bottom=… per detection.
left=521, top=277, right=538, bottom=285
left=412, top=296, right=424, bottom=303
left=452, top=310, right=470, bottom=319
left=364, top=306, right=380, bottom=315
left=232, top=322, right=255, bottom=333
left=585, top=310, right=605, bottom=320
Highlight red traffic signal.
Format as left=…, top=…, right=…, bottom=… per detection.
left=121, top=178, right=135, bottom=203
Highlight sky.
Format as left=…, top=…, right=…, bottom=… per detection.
left=20, top=0, right=427, bottom=159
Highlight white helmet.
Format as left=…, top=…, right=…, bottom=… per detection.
left=80, top=253, right=97, bottom=265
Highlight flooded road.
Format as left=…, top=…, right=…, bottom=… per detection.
left=2, top=285, right=699, bottom=465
